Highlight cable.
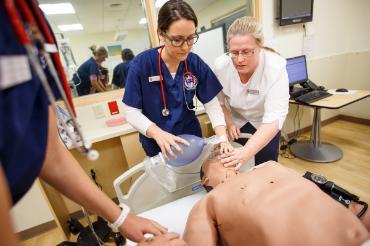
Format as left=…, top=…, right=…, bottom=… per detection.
left=82, top=207, right=106, bottom=246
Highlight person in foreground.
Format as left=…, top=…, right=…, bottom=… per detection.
left=183, top=156, right=370, bottom=245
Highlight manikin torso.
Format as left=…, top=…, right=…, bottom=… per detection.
left=184, top=162, right=369, bottom=246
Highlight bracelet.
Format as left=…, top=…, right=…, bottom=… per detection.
left=108, top=203, right=130, bottom=229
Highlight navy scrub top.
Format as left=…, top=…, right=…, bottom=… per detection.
left=73, top=57, right=99, bottom=96
left=0, top=5, right=57, bottom=204
left=123, top=47, right=223, bottom=157
left=112, top=61, right=131, bottom=88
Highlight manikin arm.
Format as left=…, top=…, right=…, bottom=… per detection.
left=183, top=198, right=218, bottom=246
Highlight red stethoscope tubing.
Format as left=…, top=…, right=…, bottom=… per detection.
left=158, top=46, right=196, bottom=115
left=3, top=0, right=76, bottom=116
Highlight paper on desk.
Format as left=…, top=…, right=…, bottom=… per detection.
left=328, top=89, right=357, bottom=95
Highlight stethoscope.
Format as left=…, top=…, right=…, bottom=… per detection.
left=157, top=46, right=198, bottom=117
left=2, top=0, right=98, bottom=160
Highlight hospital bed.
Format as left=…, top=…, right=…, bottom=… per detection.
left=113, top=134, right=253, bottom=245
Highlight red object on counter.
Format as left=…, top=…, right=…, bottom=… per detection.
left=108, top=101, right=120, bottom=115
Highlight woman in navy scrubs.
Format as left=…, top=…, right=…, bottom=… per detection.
left=0, top=2, right=184, bottom=245
left=123, top=0, right=231, bottom=159
left=72, top=45, right=108, bottom=96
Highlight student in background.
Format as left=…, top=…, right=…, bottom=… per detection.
left=72, top=45, right=108, bottom=96
left=112, top=48, right=135, bottom=89
left=214, top=16, right=289, bottom=169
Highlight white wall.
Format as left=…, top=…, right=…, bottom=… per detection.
left=197, top=0, right=247, bottom=30
left=260, top=0, right=370, bottom=133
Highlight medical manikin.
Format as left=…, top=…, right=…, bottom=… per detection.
left=183, top=150, right=370, bottom=245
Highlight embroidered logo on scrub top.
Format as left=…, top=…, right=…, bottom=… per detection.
left=183, top=73, right=198, bottom=90
left=247, top=89, right=259, bottom=95
left=148, top=75, right=161, bottom=83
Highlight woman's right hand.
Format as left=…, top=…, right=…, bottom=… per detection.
left=226, top=124, right=240, bottom=141
left=138, top=232, right=187, bottom=246
left=147, top=125, right=190, bottom=159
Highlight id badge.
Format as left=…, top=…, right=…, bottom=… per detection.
left=247, top=89, right=259, bottom=95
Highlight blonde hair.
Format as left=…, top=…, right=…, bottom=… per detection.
left=227, top=16, right=279, bottom=54
left=227, top=17, right=263, bottom=47
left=89, top=45, right=108, bottom=57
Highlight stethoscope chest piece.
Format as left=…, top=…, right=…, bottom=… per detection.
left=162, top=108, right=170, bottom=117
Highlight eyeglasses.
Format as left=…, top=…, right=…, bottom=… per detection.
left=162, top=32, right=199, bottom=47
left=226, top=48, right=257, bottom=59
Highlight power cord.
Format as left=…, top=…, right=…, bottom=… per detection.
left=90, top=169, right=103, bottom=190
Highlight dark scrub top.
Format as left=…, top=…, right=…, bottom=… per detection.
left=0, top=5, right=58, bottom=204
left=123, top=47, right=223, bottom=157
left=112, top=61, right=131, bottom=88
left=72, top=57, right=99, bottom=96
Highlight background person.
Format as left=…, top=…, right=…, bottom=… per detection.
left=214, top=16, right=289, bottom=169
left=112, top=48, right=135, bottom=89
left=72, top=45, right=108, bottom=96
left=123, top=0, right=232, bottom=159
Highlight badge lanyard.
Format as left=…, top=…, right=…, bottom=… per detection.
left=158, top=46, right=198, bottom=117
left=2, top=0, right=98, bottom=160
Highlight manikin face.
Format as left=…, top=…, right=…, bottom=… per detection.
left=201, top=153, right=239, bottom=189
left=159, top=19, right=197, bottom=62
left=228, top=34, right=260, bottom=77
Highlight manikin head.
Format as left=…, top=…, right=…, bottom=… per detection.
left=200, top=147, right=239, bottom=192
left=157, top=0, right=199, bottom=63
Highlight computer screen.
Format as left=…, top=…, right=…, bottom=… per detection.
left=286, top=55, right=308, bottom=86
left=279, top=0, right=314, bottom=26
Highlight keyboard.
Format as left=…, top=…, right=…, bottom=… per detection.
left=295, top=90, right=332, bottom=104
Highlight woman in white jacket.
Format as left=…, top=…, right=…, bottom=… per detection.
left=214, top=16, right=289, bottom=169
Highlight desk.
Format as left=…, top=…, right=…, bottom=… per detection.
left=289, top=90, right=370, bottom=163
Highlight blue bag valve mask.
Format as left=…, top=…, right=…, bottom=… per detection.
left=166, top=134, right=206, bottom=167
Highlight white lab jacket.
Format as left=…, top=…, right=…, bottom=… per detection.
left=214, top=49, right=289, bottom=130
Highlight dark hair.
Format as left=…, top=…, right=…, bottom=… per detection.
left=158, top=0, right=198, bottom=33
left=121, top=48, right=134, bottom=61
left=200, top=167, right=213, bottom=192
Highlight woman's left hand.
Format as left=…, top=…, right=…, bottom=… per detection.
left=220, top=147, right=248, bottom=170
left=219, top=141, right=234, bottom=155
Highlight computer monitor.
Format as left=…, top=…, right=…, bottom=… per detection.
left=286, top=55, right=308, bottom=87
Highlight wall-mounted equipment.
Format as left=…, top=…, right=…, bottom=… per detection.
left=278, top=0, right=314, bottom=26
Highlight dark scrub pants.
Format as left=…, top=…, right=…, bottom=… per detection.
left=234, top=122, right=281, bottom=165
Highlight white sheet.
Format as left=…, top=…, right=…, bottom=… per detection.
left=126, top=191, right=206, bottom=245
